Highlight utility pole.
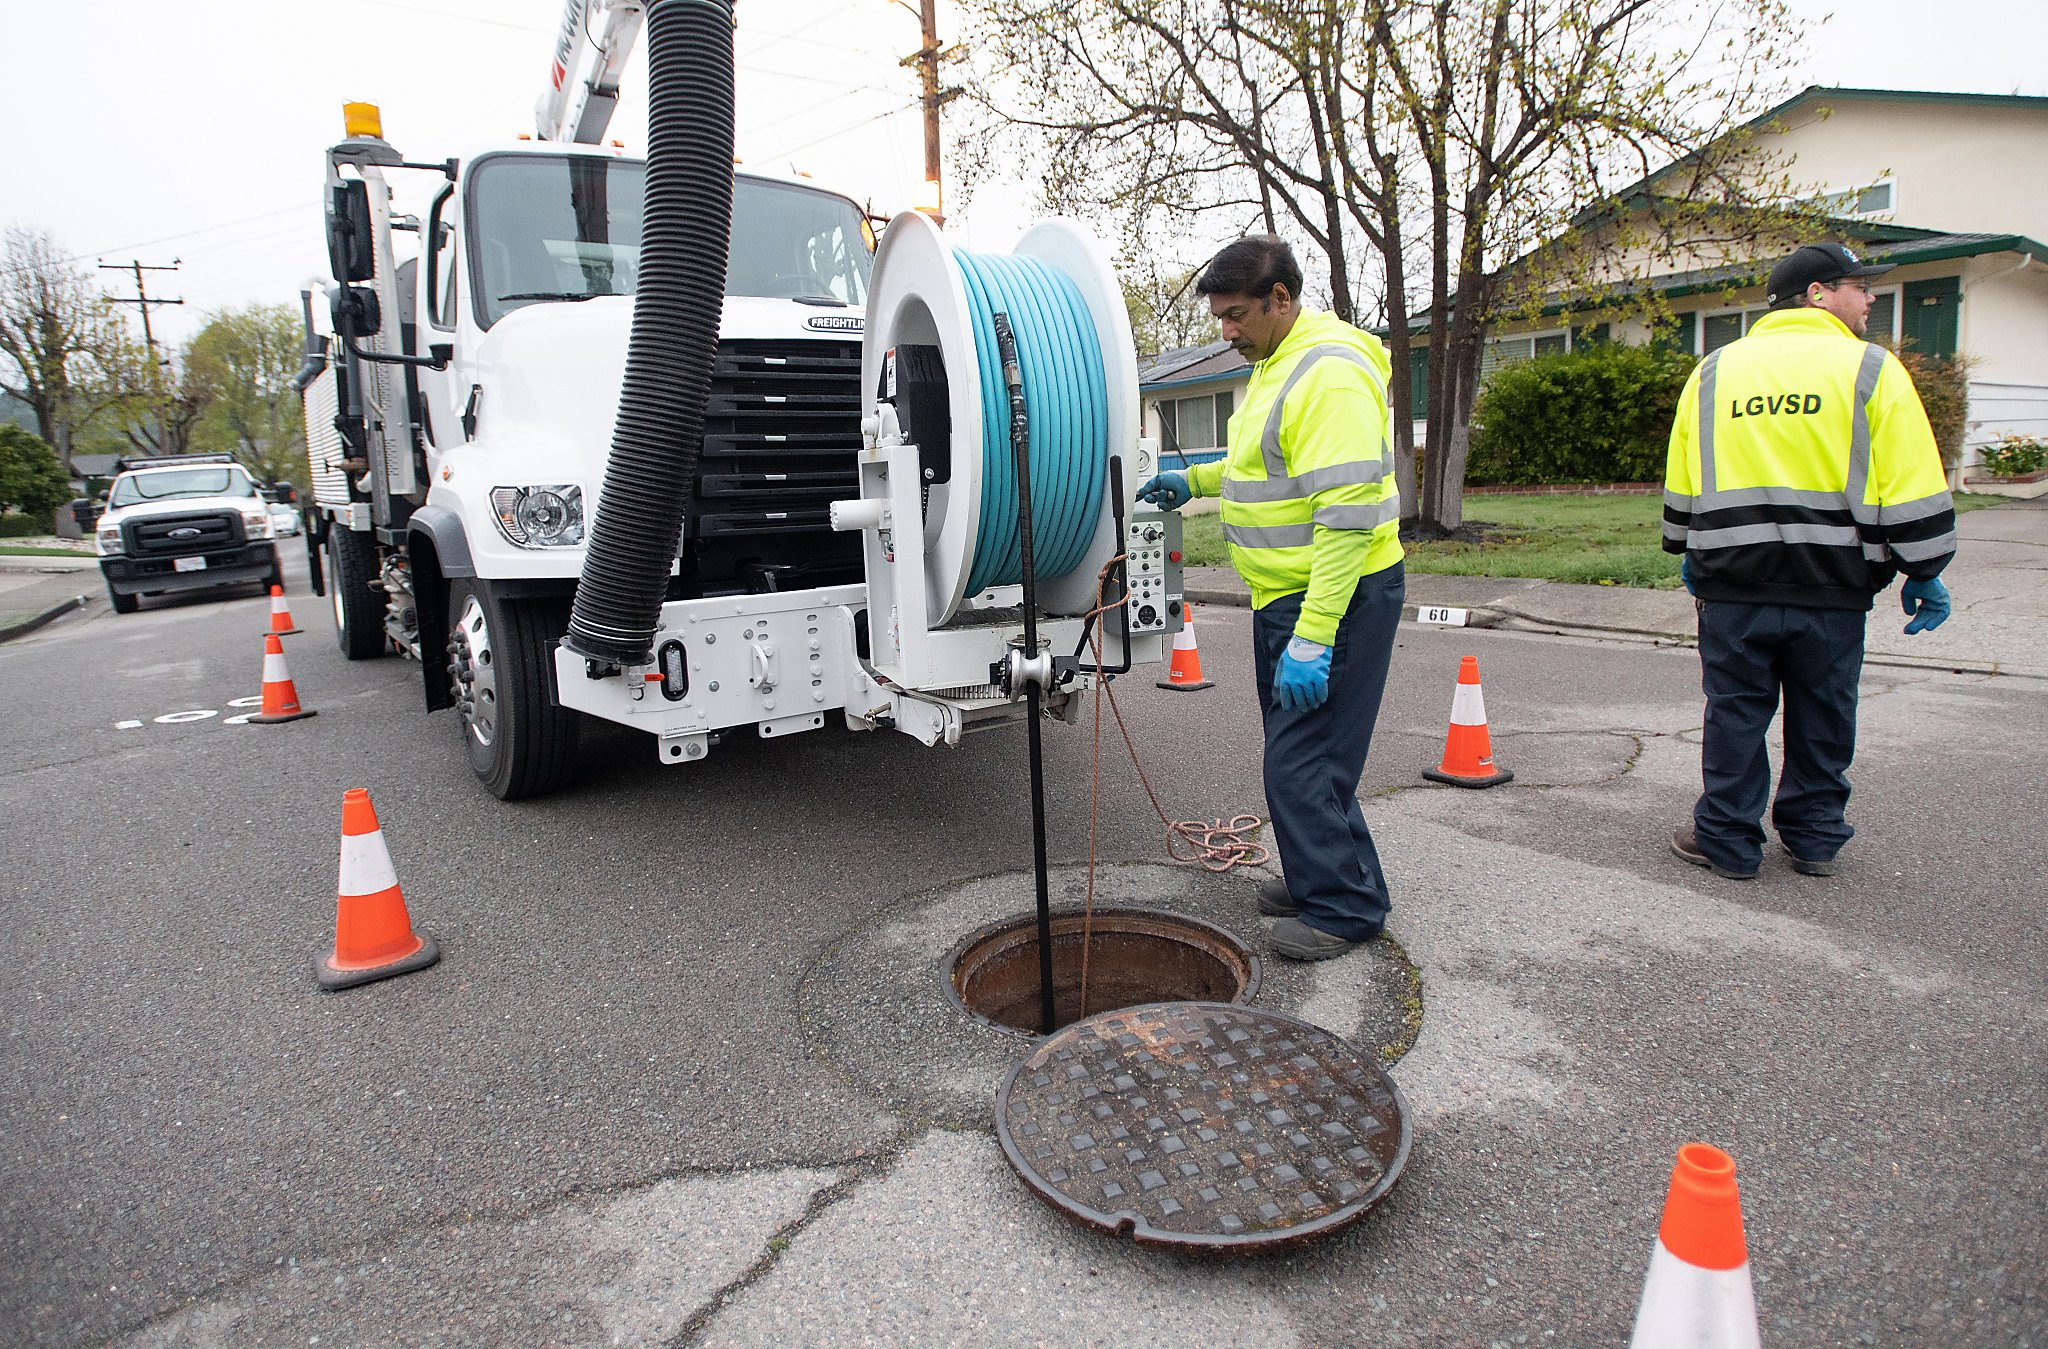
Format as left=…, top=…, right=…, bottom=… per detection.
left=100, top=258, right=185, bottom=454
left=900, top=0, right=960, bottom=221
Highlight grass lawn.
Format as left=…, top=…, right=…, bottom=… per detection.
left=1178, top=490, right=2009, bottom=589
left=0, top=544, right=96, bottom=558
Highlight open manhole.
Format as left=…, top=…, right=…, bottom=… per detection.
left=945, top=907, right=1261, bottom=1037
left=995, top=1001, right=1411, bottom=1252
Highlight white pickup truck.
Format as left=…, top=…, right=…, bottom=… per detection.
left=93, top=455, right=286, bottom=614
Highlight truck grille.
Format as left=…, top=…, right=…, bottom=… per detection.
left=126, top=511, right=244, bottom=557
left=686, top=338, right=864, bottom=595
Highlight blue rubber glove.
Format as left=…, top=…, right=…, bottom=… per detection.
left=1680, top=555, right=1695, bottom=595
left=1273, top=637, right=1332, bottom=712
left=1135, top=472, right=1190, bottom=511
left=1900, top=576, right=1950, bottom=635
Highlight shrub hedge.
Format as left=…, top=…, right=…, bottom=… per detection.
left=1466, top=342, right=1696, bottom=486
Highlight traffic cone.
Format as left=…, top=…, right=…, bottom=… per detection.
left=1628, top=1143, right=1760, bottom=1349
left=251, top=633, right=317, bottom=723
left=316, top=788, right=440, bottom=990
left=1422, top=655, right=1512, bottom=787
left=262, top=584, right=302, bottom=637
left=1157, top=604, right=1214, bottom=691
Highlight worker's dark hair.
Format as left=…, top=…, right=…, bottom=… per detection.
left=1196, top=235, right=1302, bottom=306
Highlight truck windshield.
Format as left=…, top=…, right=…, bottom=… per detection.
left=109, top=468, right=256, bottom=507
left=467, top=155, right=873, bottom=329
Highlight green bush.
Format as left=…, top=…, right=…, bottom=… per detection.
left=0, top=426, right=71, bottom=520
left=1892, top=349, right=1971, bottom=471
left=0, top=512, right=51, bottom=537
left=1977, top=434, right=2047, bottom=478
left=1466, top=342, right=1697, bottom=486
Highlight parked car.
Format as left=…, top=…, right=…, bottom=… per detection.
left=94, top=455, right=284, bottom=614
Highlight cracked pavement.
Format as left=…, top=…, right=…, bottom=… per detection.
left=3, top=508, right=2044, bottom=1347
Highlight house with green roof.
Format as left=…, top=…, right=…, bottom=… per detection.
left=1483, top=87, right=2048, bottom=476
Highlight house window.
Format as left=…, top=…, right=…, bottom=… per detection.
left=1866, top=286, right=1900, bottom=343
left=1697, top=305, right=1771, bottom=354
left=1156, top=389, right=1234, bottom=459
left=1480, top=328, right=1572, bottom=379
left=1819, top=179, right=1895, bottom=218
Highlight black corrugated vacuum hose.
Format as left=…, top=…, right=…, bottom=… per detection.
left=563, top=0, right=735, bottom=670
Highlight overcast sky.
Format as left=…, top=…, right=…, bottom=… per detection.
left=4, top=0, right=2043, bottom=349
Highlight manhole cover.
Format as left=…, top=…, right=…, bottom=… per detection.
left=995, top=1001, right=1410, bottom=1252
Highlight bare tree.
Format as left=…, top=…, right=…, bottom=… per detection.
left=952, top=0, right=1815, bottom=533
left=0, top=227, right=134, bottom=474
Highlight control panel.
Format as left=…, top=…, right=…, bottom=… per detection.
left=1125, top=510, right=1185, bottom=635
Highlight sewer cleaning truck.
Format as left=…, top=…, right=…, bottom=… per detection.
left=296, top=0, right=1180, bottom=799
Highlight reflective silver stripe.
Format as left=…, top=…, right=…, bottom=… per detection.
left=1696, top=350, right=1722, bottom=495
left=1843, top=343, right=1886, bottom=523
left=1891, top=531, right=1958, bottom=562
left=1222, top=458, right=1388, bottom=503
left=1698, top=484, right=1853, bottom=512
left=1663, top=520, right=1689, bottom=543
left=1879, top=490, right=1954, bottom=526
left=1664, top=488, right=1698, bottom=513
left=1224, top=521, right=1316, bottom=549
left=1863, top=542, right=1890, bottom=560
left=1689, top=522, right=1863, bottom=550
left=1313, top=499, right=1401, bottom=531
left=1259, top=343, right=1388, bottom=480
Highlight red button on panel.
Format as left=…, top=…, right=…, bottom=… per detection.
left=1168, top=550, right=1182, bottom=563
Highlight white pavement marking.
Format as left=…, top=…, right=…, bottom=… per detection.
left=113, top=720, right=142, bottom=729
left=151, top=709, right=218, bottom=724
left=227, top=695, right=262, bottom=708
left=699, top=1130, right=1304, bottom=1348
left=117, top=1168, right=838, bottom=1348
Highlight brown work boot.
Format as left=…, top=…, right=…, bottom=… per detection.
left=1254, top=876, right=1297, bottom=917
left=1270, top=917, right=1368, bottom=962
left=1670, top=826, right=1756, bottom=880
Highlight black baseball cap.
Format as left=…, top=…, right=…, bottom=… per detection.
left=1766, top=243, right=1895, bottom=308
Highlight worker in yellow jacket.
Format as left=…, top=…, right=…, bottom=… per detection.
left=1138, top=237, right=1404, bottom=961
left=1663, top=241, right=1957, bottom=880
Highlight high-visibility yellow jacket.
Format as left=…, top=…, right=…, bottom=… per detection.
left=1663, top=307, right=1956, bottom=610
left=1185, top=310, right=1404, bottom=644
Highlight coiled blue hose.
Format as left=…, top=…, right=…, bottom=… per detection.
left=952, top=251, right=1108, bottom=596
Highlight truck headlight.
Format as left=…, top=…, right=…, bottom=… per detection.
left=242, top=510, right=274, bottom=540
left=95, top=526, right=123, bottom=556
left=490, top=485, right=585, bottom=548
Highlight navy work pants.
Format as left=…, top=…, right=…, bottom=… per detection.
left=1694, top=599, right=1866, bottom=874
left=1252, top=564, right=1405, bottom=940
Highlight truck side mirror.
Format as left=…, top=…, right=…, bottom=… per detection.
left=330, top=285, right=381, bottom=340
left=327, top=180, right=377, bottom=283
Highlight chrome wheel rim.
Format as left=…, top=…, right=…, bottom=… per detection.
left=449, top=592, right=498, bottom=750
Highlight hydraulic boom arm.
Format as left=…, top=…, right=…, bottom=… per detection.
left=536, top=0, right=648, bottom=144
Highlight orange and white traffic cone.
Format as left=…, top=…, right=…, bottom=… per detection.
left=262, top=584, right=301, bottom=637
left=1422, top=654, right=1512, bottom=787
left=1628, top=1143, right=1760, bottom=1349
left=1157, top=603, right=1214, bottom=691
left=251, top=633, right=317, bottom=723
left=316, top=788, right=440, bottom=990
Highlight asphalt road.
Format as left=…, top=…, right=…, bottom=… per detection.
left=2, top=570, right=2042, bottom=1347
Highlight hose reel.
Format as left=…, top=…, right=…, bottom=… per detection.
left=847, top=211, right=1138, bottom=632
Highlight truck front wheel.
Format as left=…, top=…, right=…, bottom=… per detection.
left=107, top=582, right=139, bottom=615
left=328, top=527, right=386, bottom=660
left=446, top=579, right=580, bottom=800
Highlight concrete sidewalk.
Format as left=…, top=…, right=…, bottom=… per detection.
left=1185, top=498, right=2048, bottom=678
left=0, top=554, right=98, bottom=641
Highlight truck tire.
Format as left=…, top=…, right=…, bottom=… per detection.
left=108, top=582, right=138, bottom=615
left=328, top=527, right=386, bottom=660
left=446, top=578, right=580, bottom=799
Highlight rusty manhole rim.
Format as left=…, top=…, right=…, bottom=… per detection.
left=941, top=905, right=1264, bottom=1040
left=994, top=1000, right=1413, bottom=1253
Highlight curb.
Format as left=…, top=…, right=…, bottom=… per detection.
left=0, top=594, right=89, bottom=643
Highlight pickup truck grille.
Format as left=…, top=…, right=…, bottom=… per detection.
left=125, top=511, right=244, bottom=557
left=686, top=338, right=864, bottom=596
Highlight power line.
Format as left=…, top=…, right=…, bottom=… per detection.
left=755, top=98, right=921, bottom=162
